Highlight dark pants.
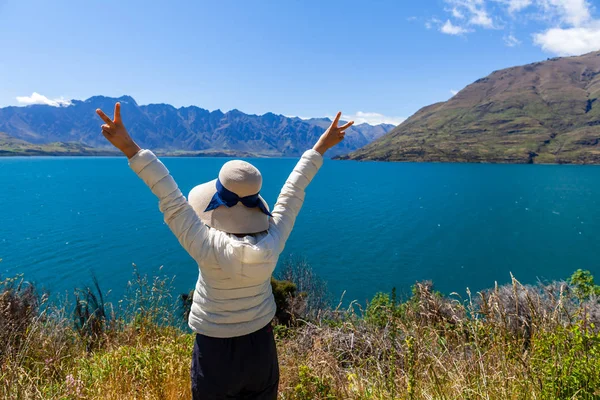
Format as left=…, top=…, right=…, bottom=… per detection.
left=191, top=323, right=279, bottom=399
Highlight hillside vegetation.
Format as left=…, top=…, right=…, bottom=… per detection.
left=342, top=51, right=600, bottom=164
left=0, top=132, right=118, bottom=156
left=1, top=260, right=600, bottom=399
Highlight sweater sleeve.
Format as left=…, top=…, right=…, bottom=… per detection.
left=269, top=149, right=324, bottom=253
left=129, top=150, right=210, bottom=264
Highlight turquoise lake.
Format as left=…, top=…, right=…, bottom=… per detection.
left=1, top=156, right=599, bottom=304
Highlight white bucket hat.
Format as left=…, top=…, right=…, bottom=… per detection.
left=188, top=160, right=271, bottom=235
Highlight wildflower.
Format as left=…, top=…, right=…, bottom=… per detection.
left=347, top=372, right=359, bottom=392
left=65, top=374, right=83, bottom=397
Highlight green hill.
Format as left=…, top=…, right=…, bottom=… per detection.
left=0, top=132, right=119, bottom=156
left=341, top=51, right=600, bottom=164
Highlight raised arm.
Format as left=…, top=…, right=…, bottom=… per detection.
left=270, top=112, right=354, bottom=251
left=96, top=103, right=210, bottom=263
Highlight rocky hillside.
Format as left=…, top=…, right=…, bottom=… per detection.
left=341, top=51, right=600, bottom=164
left=0, top=96, right=393, bottom=157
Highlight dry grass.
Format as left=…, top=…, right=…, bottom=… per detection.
left=1, top=267, right=599, bottom=399
left=276, top=276, right=600, bottom=399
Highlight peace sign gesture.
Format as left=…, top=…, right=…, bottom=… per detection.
left=312, top=112, right=354, bottom=155
left=96, top=102, right=141, bottom=158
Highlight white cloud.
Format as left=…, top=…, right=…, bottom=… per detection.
left=341, top=112, right=407, bottom=126
left=537, top=0, right=591, bottom=26
left=499, top=0, right=533, bottom=13
left=533, top=24, right=600, bottom=55
left=450, top=89, right=460, bottom=95
left=470, top=10, right=495, bottom=27
left=451, top=8, right=466, bottom=18
left=504, top=33, right=522, bottom=46
left=445, top=0, right=495, bottom=28
left=441, top=19, right=473, bottom=34
left=284, top=115, right=312, bottom=120
left=16, top=92, right=72, bottom=107
left=425, top=17, right=442, bottom=29
left=531, top=0, right=600, bottom=55
left=432, top=0, right=600, bottom=56
left=289, top=112, right=406, bottom=126
left=428, top=16, right=475, bottom=34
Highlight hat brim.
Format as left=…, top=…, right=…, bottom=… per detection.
left=188, top=179, right=270, bottom=235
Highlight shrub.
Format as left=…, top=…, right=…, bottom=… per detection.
left=531, top=322, right=600, bottom=399
left=0, top=266, right=187, bottom=399
left=180, top=289, right=194, bottom=322
left=410, top=280, right=463, bottom=328
left=0, top=275, right=43, bottom=360
left=277, top=256, right=330, bottom=318
left=292, top=365, right=337, bottom=400
left=364, top=292, right=394, bottom=328
left=74, top=275, right=109, bottom=352
left=271, top=277, right=299, bottom=326
left=569, top=269, right=600, bottom=299
left=120, top=264, right=178, bottom=330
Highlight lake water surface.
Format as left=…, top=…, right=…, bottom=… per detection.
left=1, top=156, right=599, bottom=304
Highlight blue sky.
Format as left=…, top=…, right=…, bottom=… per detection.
left=1, top=0, right=599, bottom=125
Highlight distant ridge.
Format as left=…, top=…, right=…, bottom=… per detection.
left=0, top=132, right=118, bottom=156
left=0, top=96, right=394, bottom=157
left=341, top=51, right=600, bottom=164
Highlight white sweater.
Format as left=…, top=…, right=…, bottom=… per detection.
left=129, top=149, right=324, bottom=338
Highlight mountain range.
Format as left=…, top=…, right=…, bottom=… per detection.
left=341, top=50, right=600, bottom=164
left=0, top=96, right=393, bottom=157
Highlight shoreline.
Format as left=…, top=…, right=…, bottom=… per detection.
left=3, top=151, right=600, bottom=165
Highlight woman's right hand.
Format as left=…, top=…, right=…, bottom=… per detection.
left=96, top=102, right=141, bottom=159
left=312, top=112, right=354, bottom=155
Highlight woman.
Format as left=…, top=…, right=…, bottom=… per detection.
left=96, top=102, right=353, bottom=399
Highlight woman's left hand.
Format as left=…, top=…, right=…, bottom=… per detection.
left=312, top=112, right=354, bottom=155
left=96, top=102, right=141, bottom=158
